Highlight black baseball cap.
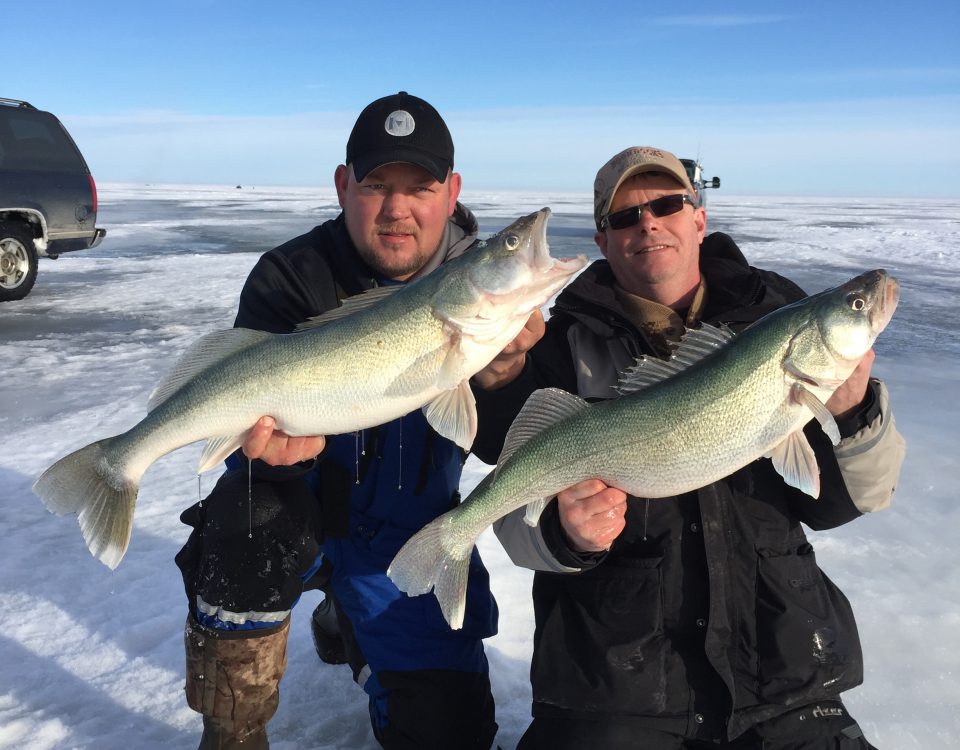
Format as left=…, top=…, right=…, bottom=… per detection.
left=346, top=92, right=454, bottom=183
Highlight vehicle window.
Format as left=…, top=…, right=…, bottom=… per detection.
left=0, top=110, right=85, bottom=171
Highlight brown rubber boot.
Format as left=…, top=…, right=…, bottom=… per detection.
left=198, top=716, right=268, bottom=750
left=184, top=614, right=290, bottom=750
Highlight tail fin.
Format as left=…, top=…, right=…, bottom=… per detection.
left=387, top=514, right=475, bottom=630
left=32, top=439, right=138, bottom=570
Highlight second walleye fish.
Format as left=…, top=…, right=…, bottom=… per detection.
left=34, top=208, right=585, bottom=570
left=388, top=269, right=900, bottom=629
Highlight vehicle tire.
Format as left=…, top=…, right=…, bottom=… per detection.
left=0, top=221, right=39, bottom=302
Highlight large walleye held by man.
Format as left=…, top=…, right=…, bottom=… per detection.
left=34, top=208, right=586, bottom=570
left=387, top=269, right=900, bottom=629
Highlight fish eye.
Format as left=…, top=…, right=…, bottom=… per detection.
left=847, top=294, right=866, bottom=311
left=504, top=234, right=520, bottom=250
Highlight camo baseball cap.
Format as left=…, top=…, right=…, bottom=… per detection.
left=346, top=91, right=454, bottom=183
left=593, top=146, right=697, bottom=229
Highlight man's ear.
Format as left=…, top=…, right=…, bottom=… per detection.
left=694, top=205, right=707, bottom=243
left=446, top=171, right=462, bottom=215
left=334, top=164, right=351, bottom=209
left=594, top=230, right=608, bottom=258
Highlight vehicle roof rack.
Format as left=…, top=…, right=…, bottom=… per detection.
left=0, top=97, right=37, bottom=109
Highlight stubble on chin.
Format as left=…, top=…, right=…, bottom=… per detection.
left=358, top=241, right=430, bottom=280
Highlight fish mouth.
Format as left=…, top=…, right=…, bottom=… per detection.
left=477, top=207, right=586, bottom=312
left=861, top=269, right=899, bottom=335
left=522, top=253, right=587, bottom=309
left=525, top=207, right=586, bottom=274
left=881, top=272, right=900, bottom=319
left=522, top=207, right=586, bottom=304
left=527, top=207, right=552, bottom=271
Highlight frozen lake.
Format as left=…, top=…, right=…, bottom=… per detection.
left=1, top=184, right=958, bottom=749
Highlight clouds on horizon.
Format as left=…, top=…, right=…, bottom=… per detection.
left=66, top=93, right=959, bottom=198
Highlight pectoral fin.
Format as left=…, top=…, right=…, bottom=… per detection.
left=438, top=310, right=521, bottom=344
left=791, top=382, right=841, bottom=445
left=198, top=434, right=246, bottom=474
left=422, top=380, right=477, bottom=451
left=523, top=497, right=552, bottom=527
left=766, top=429, right=821, bottom=498
left=436, top=334, right=467, bottom=390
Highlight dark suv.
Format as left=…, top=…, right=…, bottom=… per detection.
left=0, top=98, right=106, bottom=301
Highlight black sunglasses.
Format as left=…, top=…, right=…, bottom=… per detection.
left=600, top=194, right=698, bottom=230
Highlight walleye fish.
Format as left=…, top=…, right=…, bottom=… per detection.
left=34, top=208, right=586, bottom=569
left=388, top=269, right=899, bottom=629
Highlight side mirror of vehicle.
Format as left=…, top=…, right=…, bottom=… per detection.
left=710, top=177, right=721, bottom=189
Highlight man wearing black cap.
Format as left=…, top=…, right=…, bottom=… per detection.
left=175, top=92, right=500, bottom=750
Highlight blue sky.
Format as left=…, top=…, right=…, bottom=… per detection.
left=8, top=0, right=959, bottom=196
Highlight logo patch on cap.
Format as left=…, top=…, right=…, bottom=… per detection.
left=385, top=110, right=415, bottom=137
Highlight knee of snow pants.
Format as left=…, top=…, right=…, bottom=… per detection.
left=175, top=468, right=321, bottom=628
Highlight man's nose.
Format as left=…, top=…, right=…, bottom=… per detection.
left=636, top=205, right=661, bottom=231
left=380, top=191, right=411, bottom=219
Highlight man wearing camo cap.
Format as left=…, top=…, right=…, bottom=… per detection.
left=472, top=145, right=904, bottom=749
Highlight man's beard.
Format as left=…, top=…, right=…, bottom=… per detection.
left=357, top=243, right=432, bottom=280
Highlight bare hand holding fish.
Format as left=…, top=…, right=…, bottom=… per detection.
left=240, top=416, right=327, bottom=465
left=556, top=479, right=628, bottom=553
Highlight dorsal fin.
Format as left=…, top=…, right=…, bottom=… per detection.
left=791, top=382, right=841, bottom=445
left=497, top=387, right=589, bottom=474
left=437, top=309, right=524, bottom=344
left=148, top=328, right=271, bottom=411
left=294, top=286, right=401, bottom=331
left=616, top=323, right=734, bottom=396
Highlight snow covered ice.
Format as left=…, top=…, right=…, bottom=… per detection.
left=2, top=185, right=958, bottom=749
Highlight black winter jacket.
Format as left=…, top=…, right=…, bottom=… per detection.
left=473, top=233, right=877, bottom=741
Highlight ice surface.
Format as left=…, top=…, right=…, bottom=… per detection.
left=2, top=185, right=957, bottom=748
